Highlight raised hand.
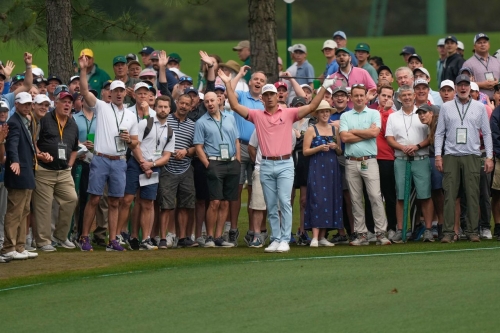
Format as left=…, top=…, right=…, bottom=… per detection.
left=79, top=55, right=90, bottom=70
left=1, top=60, right=15, bottom=78
left=24, top=52, right=33, bottom=66
left=239, top=65, right=250, bottom=76
left=199, top=51, right=213, bottom=66
left=218, top=68, right=231, bottom=83
left=322, top=78, right=334, bottom=89
left=158, top=50, right=169, bottom=68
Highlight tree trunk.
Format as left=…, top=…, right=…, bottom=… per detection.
left=46, top=0, right=74, bottom=84
left=248, top=0, right=278, bottom=83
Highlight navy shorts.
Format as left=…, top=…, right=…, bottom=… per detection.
left=124, top=158, right=160, bottom=200
left=429, top=157, right=443, bottom=190
left=87, top=155, right=127, bottom=197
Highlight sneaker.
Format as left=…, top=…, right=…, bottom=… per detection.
left=264, top=240, right=280, bottom=253
left=431, top=225, right=439, bottom=238
left=139, top=238, right=158, bottom=250
left=422, top=229, right=435, bottom=242
left=158, top=239, right=168, bottom=249
left=297, top=231, right=311, bottom=246
left=127, top=237, right=140, bottom=251
left=204, top=236, right=216, bottom=248
left=116, top=234, right=126, bottom=245
left=249, top=237, right=263, bottom=248
left=260, top=230, right=269, bottom=244
left=276, top=241, right=290, bottom=253
left=196, top=236, right=206, bottom=247
left=480, top=227, right=493, bottom=240
left=350, top=233, right=369, bottom=246
left=38, top=244, right=57, bottom=252
left=92, top=237, right=107, bottom=247
left=318, top=238, right=335, bottom=247
left=310, top=238, right=318, bottom=247
left=244, top=231, right=253, bottom=246
left=106, top=239, right=126, bottom=251
left=184, top=238, right=198, bottom=247
left=120, top=231, right=131, bottom=243
left=177, top=238, right=186, bottom=248
left=53, top=237, right=76, bottom=249
left=391, top=230, right=404, bottom=244
left=79, top=236, right=93, bottom=252
left=459, top=228, right=467, bottom=240
left=4, top=250, right=28, bottom=260
left=21, top=250, right=38, bottom=259
left=166, top=232, right=175, bottom=248
left=228, top=229, right=239, bottom=247
left=387, top=229, right=396, bottom=241
left=25, top=244, right=37, bottom=252
left=349, top=232, right=357, bottom=242
left=222, top=222, right=231, bottom=241
left=214, top=237, right=235, bottom=248
left=441, top=233, right=455, bottom=243
left=376, top=232, right=391, bottom=245
left=469, top=233, right=481, bottom=242
left=0, top=254, right=12, bottom=263
left=289, top=233, right=296, bottom=244
left=330, top=234, right=349, bottom=245
left=153, top=236, right=161, bottom=246
left=366, top=231, right=377, bottom=243
left=412, top=224, right=425, bottom=241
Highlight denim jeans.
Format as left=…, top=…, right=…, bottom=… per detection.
left=260, top=158, right=294, bottom=242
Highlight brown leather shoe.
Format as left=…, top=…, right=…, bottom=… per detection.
left=469, top=233, right=481, bottom=242
left=441, top=233, right=454, bottom=243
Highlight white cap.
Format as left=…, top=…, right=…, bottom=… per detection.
left=440, top=79, right=455, bottom=90
left=322, top=40, right=337, bottom=51
left=300, top=84, right=313, bottom=92
left=33, top=94, right=51, bottom=104
left=134, top=81, right=151, bottom=92
left=110, top=80, right=126, bottom=91
left=261, top=84, right=277, bottom=94
left=0, top=100, right=9, bottom=110
left=470, top=82, right=479, bottom=91
left=169, top=68, right=185, bottom=78
left=69, top=75, right=80, bottom=83
left=414, top=67, right=430, bottom=78
left=32, top=67, right=44, bottom=77
left=414, top=79, right=429, bottom=87
left=457, top=41, right=464, bottom=50
left=287, top=44, right=297, bottom=52
left=15, top=92, right=33, bottom=104
left=294, top=44, right=307, bottom=53
left=437, top=38, right=445, bottom=46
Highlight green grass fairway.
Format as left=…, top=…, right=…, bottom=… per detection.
left=2, top=32, right=500, bottom=90
left=1, top=246, right=500, bottom=332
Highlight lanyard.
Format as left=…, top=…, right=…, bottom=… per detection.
left=402, top=112, right=413, bottom=138
left=84, top=115, right=94, bottom=136
left=210, top=113, right=224, bottom=141
left=110, top=104, right=125, bottom=132
left=474, top=54, right=489, bottom=71
left=155, top=122, right=167, bottom=149
left=455, top=99, right=472, bottom=126
left=55, top=115, right=65, bottom=142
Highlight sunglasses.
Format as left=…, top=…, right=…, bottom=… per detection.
left=179, top=76, right=193, bottom=83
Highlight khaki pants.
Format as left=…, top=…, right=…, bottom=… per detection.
left=345, top=159, right=388, bottom=234
left=33, top=166, right=78, bottom=246
left=1, top=188, right=32, bottom=254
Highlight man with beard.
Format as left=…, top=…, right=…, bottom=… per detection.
left=68, top=76, right=80, bottom=95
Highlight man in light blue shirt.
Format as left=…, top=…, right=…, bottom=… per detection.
left=293, top=44, right=315, bottom=87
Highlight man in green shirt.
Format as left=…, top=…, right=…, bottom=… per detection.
left=79, top=48, right=111, bottom=99
left=355, top=43, right=378, bottom=83
left=233, top=40, right=252, bottom=83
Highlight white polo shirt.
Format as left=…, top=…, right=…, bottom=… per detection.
left=136, top=116, right=176, bottom=162
left=92, top=100, right=138, bottom=156
left=126, top=105, right=157, bottom=123
left=385, top=106, right=429, bottom=157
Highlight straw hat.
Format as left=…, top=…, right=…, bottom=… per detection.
left=219, top=60, right=241, bottom=73
left=313, top=100, right=336, bottom=115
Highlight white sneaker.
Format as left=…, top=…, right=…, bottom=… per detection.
left=116, top=234, right=126, bottom=245
left=53, top=237, right=76, bottom=249
left=310, top=238, right=319, bottom=247
left=275, top=241, right=290, bottom=253
left=166, top=233, right=174, bottom=248
left=318, top=238, right=335, bottom=247
left=4, top=250, right=28, bottom=260
left=264, top=240, right=280, bottom=253
left=222, top=221, right=231, bottom=241
left=39, top=244, right=57, bottom=252
left=388, top=229, right=396, bottom=241
left=480, top=228, right=493, bottom=240
left=367, top=231, right=377, bottom=243
left=21, top=250, right=38, bottom=259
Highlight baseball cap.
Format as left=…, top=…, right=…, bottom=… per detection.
left=458, top=67, right=474, bottom=76
left=300, top=84, right=313, bottom=92
left=399, top=46, right=416, bottom=55
left=0, top=72, right=5, bottom=80
left=214, top=84, right=226, bottom=92
left=261, top=84, right=277, bottom=95
left=69, top=75, right=80, bottom=84
left=179, top=76, right=193, bottom=84
left=110, top=80, right=126, bottom=91
left=413, top=67, right=430, bottom=78
left=413, top=79, right=429, bottom=87
left=127, top=60, right=141, bottom=68
left=437, top=38, right=445, bottom=46
left=294, top=44, right=307, bottom=53
left=34, top=77, right=48, bottom=85
left=440, top=80, right=455, bottom=90
left=134, top=81, right=154, bottom=92
left=274, top=81, right=288, bottom=91
left=15, top=92, right=32, bottom=104
left=150, top=51, right=160, bottom=61
left=335, top=47, right=351, bottom=55
left=445, top=35, right=457, bottom=43
left=287, top=44, right=297, bottom=52
left=416, top=104, right=434, bottom=113
left=470, top=82, right=479, bottom=91
left=168, top=68, right=185, bottom=78
left=233, top=40, right=250, bottom=51
left=331, top=86, right=349, bottom=95
left=354, top=43, right=370, bottom=52
left=12, top=74, right=25, bottom=85
left=34, top=94, right=51, bottom=104
left=377, top=65, right=393, bottom=76
left=139, top=68, right=157, bottom=78
left=139, top=46, right=154, bottom=55
left=332, top=31, right=347, bottom=39
left=322, top=40, right=337, bottom=51
left=0, top=100, right=9, bottom=112
left=32, top=67, right=44, bottom=77
left=80, top=48, right=94, bottom=58
left=47, top=75, right=62, bottom=84
left=168, top=53, right=182, bottom=63
left=113, top=55, right=127, bottom=65
left=126, top=53, right=138, bottom=62
left=457, top=41, right=464, bottom=50
left=54, top=85, right=69, bottom=96
left=185, top=87, right=199, bottom=95
left=291, top=96, right=307, bottom=107
left=102, top=80, right=112, bottom=89
left=455, top=74, right=470, bottom=85
left=408, top=54, right=422, bottom=63
left=474, top=33, right=489, bottom=44
left=89, top=89, right=98, bottom=97
left=58, top=91, right=74, bottom=100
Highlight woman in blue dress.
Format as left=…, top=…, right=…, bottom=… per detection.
left=303, top=100, right=343, bottom=247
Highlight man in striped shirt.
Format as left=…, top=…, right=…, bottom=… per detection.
left=434, top=74, right=494, bottom=243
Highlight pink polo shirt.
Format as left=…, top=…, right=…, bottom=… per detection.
left=247, top=106, right=299, bottom=157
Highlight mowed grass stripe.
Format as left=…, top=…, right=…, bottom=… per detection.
left=0, top=249, right=498, bottom=332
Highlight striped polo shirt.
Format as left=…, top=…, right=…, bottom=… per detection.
left=165, top=113, right=195, bottom=174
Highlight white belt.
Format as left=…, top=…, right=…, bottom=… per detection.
left=208, top=156, right=236, bottom=161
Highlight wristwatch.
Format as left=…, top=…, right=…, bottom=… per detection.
left=416, top=144, right=422, bottom=150
left=153, top=161, right=156, bottom=167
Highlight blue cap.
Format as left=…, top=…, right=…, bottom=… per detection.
left=445, top=35, right=458, bottom=43
left=185, top=87, right=198, bottom=95
left=399, top=46, right=416, bottom=55
left=12, top=74, right=25, bottom=85
left=473, top=33, right=489, bottom=44
left=214, top=84, right=226, bottom=91
left=54, top=85, right=69, bottom=96
left=333, top=31, right=347, bottom=39
left=139, top=46, right=154, bottom=55
left=47, top=75, right=62, bottom=84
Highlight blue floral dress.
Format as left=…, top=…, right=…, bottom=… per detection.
left=304, top=125, right=343, bottom=230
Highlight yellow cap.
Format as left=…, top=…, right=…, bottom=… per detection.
left=32, top=64, right=38, bottom=68
left=80, top=48, right=94, bottom=58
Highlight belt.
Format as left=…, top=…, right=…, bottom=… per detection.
left=208, top=156, right=236, bottom=161
left=239, top=139, right=249, bottom=146
left=95, top=152, right=126, bottom=161
left=396, top=155, right=428, bottom=161
left=262, top=154, right=291, bottom=161
left=346, top=155, right=375, bottom=161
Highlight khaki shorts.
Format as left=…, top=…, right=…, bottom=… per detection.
left=249, top=169, right=266, bottom=210
left=491, top=158, right=500, bottom=190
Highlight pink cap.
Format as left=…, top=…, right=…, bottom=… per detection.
left=274, top=81, right=288, bottom=90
